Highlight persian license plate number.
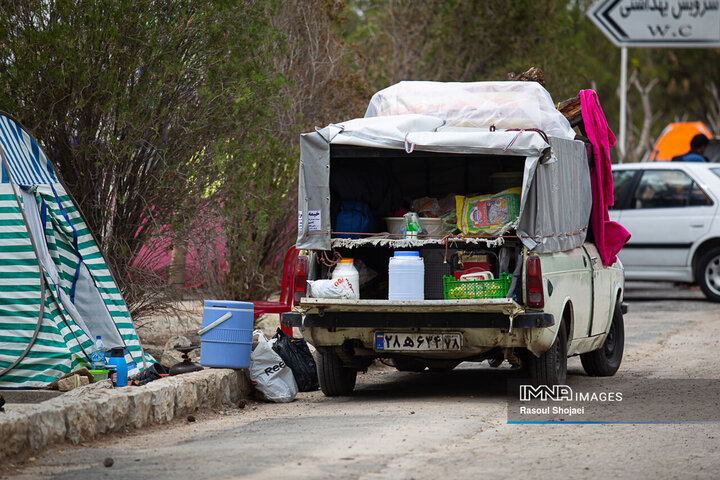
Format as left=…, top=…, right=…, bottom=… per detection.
left=375, top=332, right=462, bottom=352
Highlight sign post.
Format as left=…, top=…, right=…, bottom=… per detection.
left=619, top=46, right=628, bottom=159
left=587, top=0, right=720, bottom=162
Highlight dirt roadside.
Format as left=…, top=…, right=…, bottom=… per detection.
left=2, top=308, right=719, bottom=479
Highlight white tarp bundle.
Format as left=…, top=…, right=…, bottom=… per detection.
left=365, top=81, right=576, bottom=140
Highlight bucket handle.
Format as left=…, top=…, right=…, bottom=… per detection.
left=198, top=312, right=233, bottom=336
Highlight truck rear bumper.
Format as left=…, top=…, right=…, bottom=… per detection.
left=282, top=311, right=554, bottom=329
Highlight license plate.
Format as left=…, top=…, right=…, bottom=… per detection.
left=375, top=332, right=462, bottom=352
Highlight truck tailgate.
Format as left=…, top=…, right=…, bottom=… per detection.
left=298, top=297, right=524, bottom=315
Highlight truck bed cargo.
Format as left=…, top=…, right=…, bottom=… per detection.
left=293, top=81, right=626, bottom=395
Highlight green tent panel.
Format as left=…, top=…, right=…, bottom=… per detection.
left=0, top=113, right=152, bottom=388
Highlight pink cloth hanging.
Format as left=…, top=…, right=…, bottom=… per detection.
left=578, top=89, right=630, bottom=266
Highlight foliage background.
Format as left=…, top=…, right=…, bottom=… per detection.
left=0, top=0, right=717, bottom=317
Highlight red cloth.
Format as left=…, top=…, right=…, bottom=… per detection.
left=578, top=90, right=630, bottom=266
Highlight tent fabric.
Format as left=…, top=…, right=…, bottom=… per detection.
left=0, top=115, right=57, bottom=184
left=296, top=114, right=591, bottom=253
left=649, top=122, right=713, bottom=162
left=0, top=186, right=91, bottom=386
left=0, top=113, right=150, bottom=388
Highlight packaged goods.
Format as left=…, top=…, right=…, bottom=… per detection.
left=410, top=197, right=441, bottom=218
left=455, top=188, right=521, bottom=235
left=307, top=277, right=358, bottom=299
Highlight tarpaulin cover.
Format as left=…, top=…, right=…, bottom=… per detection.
left=297, top=118, right=591, bottom=253
left=297, top=81, right=589, bottom=253
left=365, top=81, right=576, bottom=140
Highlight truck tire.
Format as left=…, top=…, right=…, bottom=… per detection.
left=317, top=350, right=357, bottom=396
left=580, top=302, right=624, bottom=376
left=697, top=247, right=720, bottom=302
left=527, top=321, right=567, bottom=386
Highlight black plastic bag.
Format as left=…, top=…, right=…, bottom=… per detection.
left=272, top=328, right=319, bottom=392
left=129, top=363, right=167, bottom=386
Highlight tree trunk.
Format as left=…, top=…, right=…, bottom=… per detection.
left=168, top=243, right=187, bottom=299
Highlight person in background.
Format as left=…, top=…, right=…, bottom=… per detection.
left=672, top=134, right=710, bottom=162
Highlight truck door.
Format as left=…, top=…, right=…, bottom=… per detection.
left=583, top=244, right=614, bottom=336
left=615, top=169, right=716, bottom=276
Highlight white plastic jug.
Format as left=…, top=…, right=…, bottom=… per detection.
left=332, top=258, right=360, bottom=299
left=389, top=251, right=424, bottom=300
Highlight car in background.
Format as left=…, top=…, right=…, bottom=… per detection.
left=611, top=162, right=720, bottom=301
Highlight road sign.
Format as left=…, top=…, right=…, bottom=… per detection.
left=588, top=0, right=720, bottom=48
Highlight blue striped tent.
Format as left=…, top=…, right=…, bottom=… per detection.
left=0, top=113, right=152, bottom=387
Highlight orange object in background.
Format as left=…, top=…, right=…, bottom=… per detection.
left=649, top=122, right=713, bottom=161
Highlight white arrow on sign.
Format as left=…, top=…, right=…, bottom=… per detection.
left=588, top=0, right=720, bottom=48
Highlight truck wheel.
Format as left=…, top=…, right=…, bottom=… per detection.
left=317, top=351, right=357, bottom=396
left=697, top=247, right=720, bottom=302
left=391, top=357, right=426, bottom=372
left=580, top=303, right=624, bottom=376
left=526, top=321, right=567, bottom=386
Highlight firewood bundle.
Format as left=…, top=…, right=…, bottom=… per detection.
left=507, top=67, right=583, bottom=129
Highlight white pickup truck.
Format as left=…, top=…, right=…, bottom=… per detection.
left=283, top=82, right=626, bottom=395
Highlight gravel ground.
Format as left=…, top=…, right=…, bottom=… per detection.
left=2, top=283, right=719, bottom=479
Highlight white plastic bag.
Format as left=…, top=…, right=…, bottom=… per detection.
left=307, top=277, right=357, bottom=299
left=250, top=330, right=297, bottom=403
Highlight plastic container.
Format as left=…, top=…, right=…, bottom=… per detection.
left=443, top=273, right=512, bottom=299
left=107, top=348, right=128, bottom=387
left=384, top=217, right=445, bottom=237
left=332, top=258, right=360, bottom=298
left=90, top=335, right=106, bottom=370
left=88, top=369, right=109, bottom=382
left=389, top=251, right=425, bottom=300
left=199, top=300, right=254, bottom=369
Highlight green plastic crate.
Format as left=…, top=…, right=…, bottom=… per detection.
left=442, top=273, right=512, bottom=299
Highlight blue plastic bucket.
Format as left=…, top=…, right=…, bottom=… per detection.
left=199, top=300, right=254, bottom=369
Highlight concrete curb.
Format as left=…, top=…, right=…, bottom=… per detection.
left=0, top=368, right=251, bottom=461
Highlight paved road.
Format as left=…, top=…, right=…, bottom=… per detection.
left=3, top=282, right=720, bottom=479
